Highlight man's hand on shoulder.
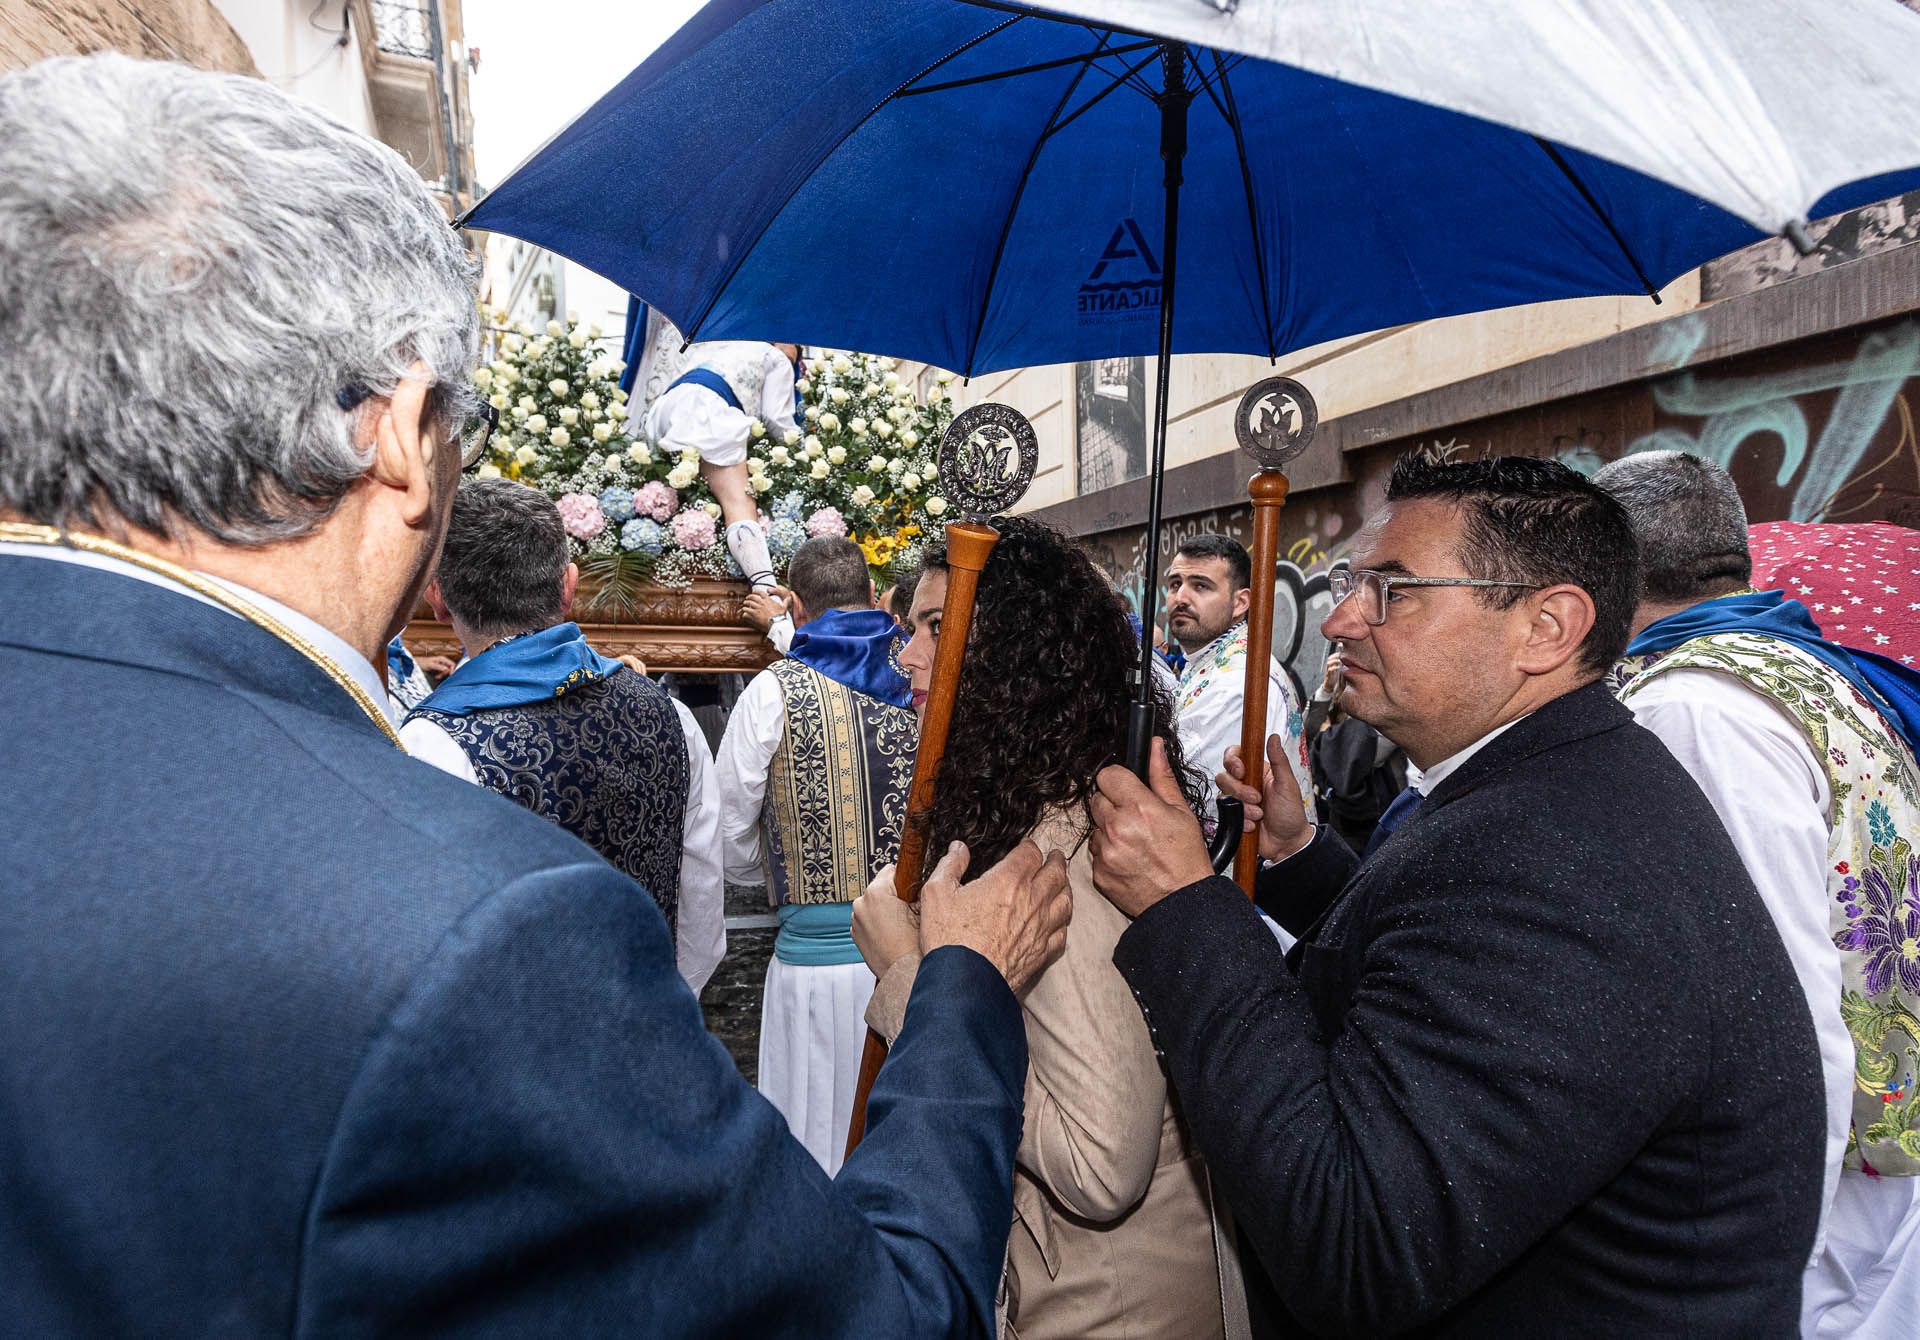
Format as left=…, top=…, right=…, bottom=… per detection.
left=918, top=839, right=1071, bottom=996
left=1090, top=738, right=1215, bottom=917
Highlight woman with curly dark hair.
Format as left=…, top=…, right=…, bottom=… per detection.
left=853, top=516, right=1248, bottom=1340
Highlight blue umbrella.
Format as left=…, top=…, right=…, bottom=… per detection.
left=463, top=0, right=1920, bottom=766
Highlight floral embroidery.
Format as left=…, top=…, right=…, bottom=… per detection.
left=1872, top=799, right=1899, bottom=847
left=1839, top=852, right=1920, bottom=998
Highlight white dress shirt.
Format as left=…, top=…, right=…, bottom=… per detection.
left=1175, top=624, right=1309, bottom=812
left=402, top=691, right=727, bottom=995
left=1628, top=668, right=1856, bottom=1264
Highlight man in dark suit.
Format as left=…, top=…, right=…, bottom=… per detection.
left=1088, top=454, right=1825, bottom=1336
left=0, top=53, right=1069, bottom=1337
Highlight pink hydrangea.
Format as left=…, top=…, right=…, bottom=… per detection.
left=670, top=506, right=717, bottom=551
left=806, top=506, right=847, bottom=539
left=555, top=491, right=606, bottom=540
left=636, top=480, right=678, bottom=522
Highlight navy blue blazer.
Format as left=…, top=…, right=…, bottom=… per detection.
left=0, top=555, right=1025, bottom=1337
left=1115, top=682, right=1825, bottom=1338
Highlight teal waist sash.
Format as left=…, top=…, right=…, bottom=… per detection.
left=773, top=901, right=863, bottom=967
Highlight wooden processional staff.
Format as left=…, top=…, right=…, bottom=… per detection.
left=1228, top=377, right=1319, bottom=896
left=843, top=402, right=1040, bottom=1156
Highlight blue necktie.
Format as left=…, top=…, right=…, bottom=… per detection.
left=1363, top=786, right=1425, bottom=858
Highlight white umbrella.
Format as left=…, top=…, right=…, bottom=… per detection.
left=1027, top=0, right=1920, bottom=246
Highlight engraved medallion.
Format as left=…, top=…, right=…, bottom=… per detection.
left=938, top=402, right=1038, bottom=519
left=1234, top=376, right=1318, bottom=471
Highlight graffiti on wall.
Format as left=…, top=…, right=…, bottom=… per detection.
left=1082, top=495, right=1359, bottom=702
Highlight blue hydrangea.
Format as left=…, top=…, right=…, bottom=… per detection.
left=768, top=516, right=808, bottom=560
left=620, top=517, right=664, bottom=555
left=772, top=490, right=806, bottom=521
left=598, top=486, right=636, bottom=523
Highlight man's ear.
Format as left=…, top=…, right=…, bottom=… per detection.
left=1515, top=585, right=1596, bottom=676
left=788, top=591, right=809, bottom=625
left=424, top=577, right=452, bottom=625
left=1231, top=585, right=1252, bottom=622
left=365, top=361, right=439, bottom=528
left=867, top=576, right=878, bottom=609
left=560, top=562, right=580, bottom=616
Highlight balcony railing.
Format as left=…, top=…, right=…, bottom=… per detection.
left=369, top=1, right=434, bottom=60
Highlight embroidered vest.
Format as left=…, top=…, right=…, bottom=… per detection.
left=763, top=658, right=917, bottom=906
left=684, top=340, right=770, bottom=415
left=1615, top=632, right=1920, bottom=1174
left=412, top=673, right=689, bottom=932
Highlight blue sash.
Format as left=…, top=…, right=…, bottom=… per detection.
left=668, top=366, right=742, bottom=412
left=413, top=622, right=625, bottom=717
left=786, top=608, right=910, bottom=708
left=1628, top=590, right=1920, bottom=752
left=773, top=902, right=862, bottom=967
left=386, top=634, right=418, bottom=687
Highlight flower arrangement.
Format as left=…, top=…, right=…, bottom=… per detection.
left=470, top=309, right=955, bottom=603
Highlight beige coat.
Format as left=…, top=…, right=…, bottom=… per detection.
left=868, top=809, right=1248, bottom=1340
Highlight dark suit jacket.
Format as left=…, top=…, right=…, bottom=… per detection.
left=0, top=555, right=1024, bottom=1337
left=1114, top=681, right=1824, bottom=1337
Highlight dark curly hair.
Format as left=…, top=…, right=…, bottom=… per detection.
left=915, top=516, right=1204, bottom=875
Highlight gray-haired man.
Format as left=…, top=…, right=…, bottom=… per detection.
left=0, top=52, right=1068, bottom=1336
left=1599, top=450, right=1920, bottom=1338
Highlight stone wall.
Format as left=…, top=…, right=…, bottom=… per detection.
left=0, top=0, right=256, bottom=76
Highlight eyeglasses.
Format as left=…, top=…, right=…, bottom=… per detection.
left=459, top=401, right=499, bottom=470
left=1327, top=567, right=1542, bottom=626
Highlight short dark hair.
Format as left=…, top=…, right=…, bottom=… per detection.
left=887, top=564, right=922, bottom=623
left=1385, top=453, right=1641, bottom=674
left=1174, top=533, right=1251, bottom=591
left=787, top=536, right=871, bottom=614
left=1592, top=451, right=1752, bottom=603
left=435, top=479, right=570, bottom=638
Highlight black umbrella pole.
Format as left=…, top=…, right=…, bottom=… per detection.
left=1129, top=43, right=1192, bottom=780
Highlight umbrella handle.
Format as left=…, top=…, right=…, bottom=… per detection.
left=844, top=520, right=999, bottom=1157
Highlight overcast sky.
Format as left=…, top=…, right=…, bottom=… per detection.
left=465, top=0, right=705, bottom=189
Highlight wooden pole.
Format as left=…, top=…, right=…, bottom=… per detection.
left=843, top=519, right=1001, bottom=1156
left=1233, top=470, right=1290, bottom=896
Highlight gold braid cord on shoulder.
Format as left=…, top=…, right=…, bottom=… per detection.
left=0, top=521, right=403, bottom=747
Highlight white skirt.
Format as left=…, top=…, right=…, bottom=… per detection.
left=646, top=383, right=751, bottom=468
left=756, top=957, right=877, bottom=1176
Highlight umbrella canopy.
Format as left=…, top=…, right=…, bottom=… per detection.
left=1028, top=0, right=1920, bottom=241
left=463, top=0, right=1920, bottom=377
left=1750, top=521, right=1920, bottom=665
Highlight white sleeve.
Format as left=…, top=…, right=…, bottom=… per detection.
left=399, top=717, right=479, bottom=784
left=671, top=698, right=726, bottom=995
left=1628, top=669, right=1848, bottom=1260
left=1266, top=658, right=1314, bottom=819
left=1174, top=669, right=1237, bottom=808
left=766, top=614, right=795, bottom=655
left=760, top=350, right=799, bottom=437
left=715, top=671, right=786, bottom=889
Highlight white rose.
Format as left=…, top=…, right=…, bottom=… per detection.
left=592, top=423, right=613, bottom=442
left=502, top=334, right=524, bottom=354
left=560, top=408, right=579, bottom=426
left=925, top=496, right=947, bottom=516
left=809, top=460, right=831, bottom=480
left=489, top=393, right=508, bottom=410
left=827, top=445, right=847, bottom=465
left=546, top=320, right=564, bottom=337
left=549, top=428, right=570, bottom=447
left=803, top=441, right=824, bottom=460
left=518, top=395, right=537, bottom=412
left=805, top=405, right=820, bottom=422
left=472, top=367, right=493, bottom=389
left=901, top=472, right=922, bottom=491
left=794, top=378, right=812, bottom=395
left=850, top=417, right=868, bottom=435
left=873, top=421, right=893, bottom=438
left=832, top=354, right=852, bottom=374
left=936, top=370, right=954, bottom=384
left=851, top=485, right=875, bottom=506
left=548, top=379, right=569, bottom=397
left=748, top=474, right=769, bottom=495
left=476, top=463, right=502, bottom=479
left=607, top=402, right=628, bottom=421
left=514, top=445, right=538, bottom=465
left=889, top=406, right=911, bottom=425
left=526, top=414, right=548, bottom=434
left=612, top=387, right=627, bottom=403
left=627, top=444, right=652, bottom=465
left=922, top=460, right=936, bottom=478
left=667, top=464, right=697, bottom=489
left=783, top=428, right=801, bottom=446
left=867, top=455, right=888, bottom=471
left=802, top=434, right=823, bottom=454
left=568, top=331, right=588, bottom=349
left=899, top=429, right=920, bottom=449
left=681, top=447, right=701, bottom=465
left=749, top=418, right=765, bottom=439
left=830, top=387, right=850, bottom=404
left=580, top=391, right=600, bottom=410
left=770, top=446, right=791, bottom=466
left=499, top=366, right=519, bottom=384
left=887, top=457, right=904, bottom=474
left=702, top=501, right=722, bottom=519
left=880, top=357, right=897, bottom=370
left=882, top=372, right=900, bottom=388
left=512, top=406, right=529, bottom=423
left=610, top=359, right=626, bottom=376
left=530, top=339, right=550, bottom=358
left=818, top=412, right=840, bottom=433
left=514, top=321, right=533, bottom=336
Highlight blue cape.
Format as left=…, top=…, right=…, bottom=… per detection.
left=786, top=608, right=910, bottom=708
left=414, top=622, right=625, bottom=717
left=385, top=634, right=417, bottom=686
left=1628, top=590, right=1920, bottom=752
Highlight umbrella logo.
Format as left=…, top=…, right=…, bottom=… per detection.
left=1235, top=376, right=1319, bottom=471
left=939, top=403, right=1038, bottom=520
left=1077, top=218, right=1162, bottom=323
